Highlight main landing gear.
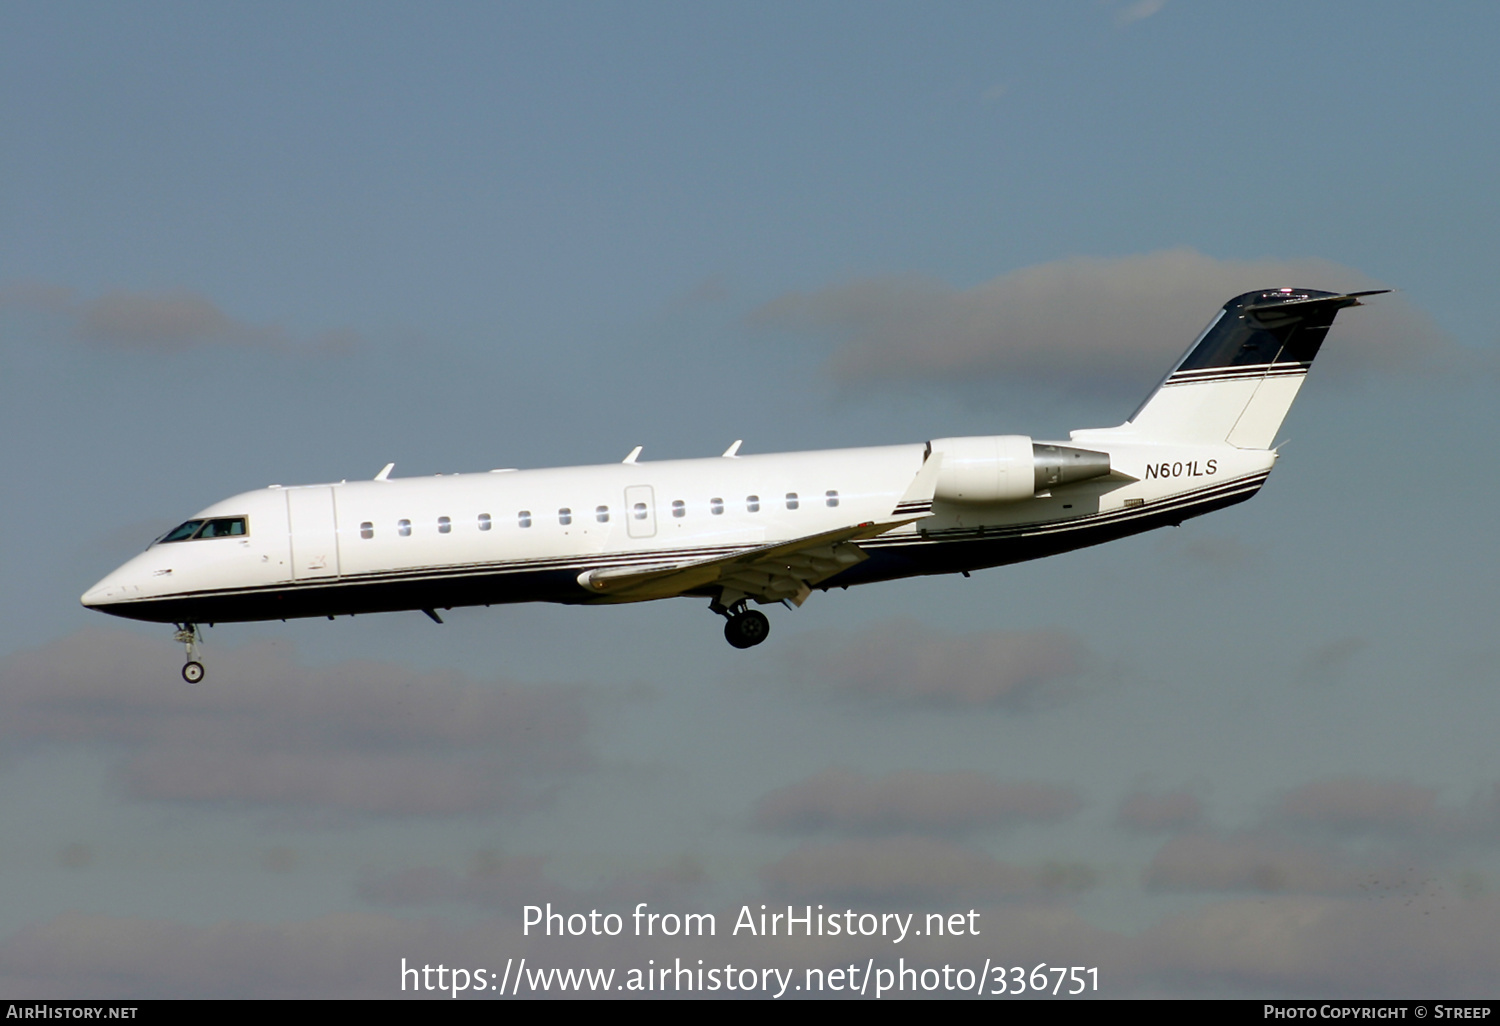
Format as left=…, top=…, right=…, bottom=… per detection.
left=174, top=623, right=205, bottom=683
left=724, top=610, right=769, bottom=649
left=712, top=599, right=770, bottom=649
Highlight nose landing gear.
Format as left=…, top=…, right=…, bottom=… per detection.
left=174, top=624, right=205, bottom=683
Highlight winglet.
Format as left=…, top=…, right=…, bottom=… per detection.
left=374, top=463, right=395, bottom=481
left=722, top=440, right=743, bottom=458
left=622, top=445, right=643, bottom=464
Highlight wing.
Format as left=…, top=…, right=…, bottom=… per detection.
left=576, top=452, right=943, bottom=607
left=576, top=519, right=916, bottom=607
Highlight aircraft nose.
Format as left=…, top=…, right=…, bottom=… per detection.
left=81, top=561, right=143, bottom=610
left=81, top=577, right=119, bottom=609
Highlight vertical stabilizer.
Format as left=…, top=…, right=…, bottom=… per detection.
left=1103, top=288, right=1384, bottom=448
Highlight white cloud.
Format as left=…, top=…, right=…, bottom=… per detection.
left=358, top=852, right=705, bottom=911
left=0, top=280, right=359, bottom=354
left=1116, top=0, right=1168, bottom=27
left=1273, top=775, right=1500, bottom=841
left=752, top=249, right=1447, bottom=389
left=1144, top=832, right=1399, bottom=896
left=784, top=620, right=1082, bottom=708
left=0, top=630, right=590, bottom=817
left=754, top=769, right=1081, bottom=835
left=0, top=910, right=507, bottom=998
left=761, top=837, right=1095, bottom=903
left=1137, top=894, right=1500, bottom=996
left=1117, top=790, right=1204, bottom=832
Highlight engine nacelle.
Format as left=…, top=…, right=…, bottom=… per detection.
left=930, top=436, right=1111, bottom=504
left=930, top=435, right=1036, bottom=504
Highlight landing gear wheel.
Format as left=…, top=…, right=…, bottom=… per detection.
left=174, top=623, right=205, bottom=684
left=724, top=610, right=770, bottom=649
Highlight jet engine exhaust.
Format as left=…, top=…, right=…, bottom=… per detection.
left=1033, top=443, right=1111, bottom=491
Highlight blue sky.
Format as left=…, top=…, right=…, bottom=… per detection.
left=2, top=1, right=1498, bottom=998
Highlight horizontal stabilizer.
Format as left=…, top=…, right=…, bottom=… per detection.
left=1242, top=289, right=1389, bottom=317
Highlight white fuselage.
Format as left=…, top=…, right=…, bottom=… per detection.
left=80, top=437, right=1276, bottom=624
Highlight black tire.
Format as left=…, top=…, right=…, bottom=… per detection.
left=724, top=610, right=770, bottom=649
left=182, top=661, right=205, bottom=684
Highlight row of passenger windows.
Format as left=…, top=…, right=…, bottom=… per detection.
left=356, top=492, right=841, bottom=539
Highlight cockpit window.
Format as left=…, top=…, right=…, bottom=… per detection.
left=198, top=517, right=248, bottom=538
left=160, top=520, right=205, bottom=543
left=158, top=517, right=248, bottom=543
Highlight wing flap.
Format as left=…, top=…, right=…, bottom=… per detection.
left=577, top=519, right=915, bottom=605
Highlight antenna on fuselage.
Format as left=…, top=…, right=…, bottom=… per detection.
left=374, top=463, right=395, bottom=481
left=722, top=440, right=742, bottom=458
left=622, top=446, right=643, bottom=464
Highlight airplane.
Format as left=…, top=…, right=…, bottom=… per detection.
left=82, top=287, right=1384, bottom=682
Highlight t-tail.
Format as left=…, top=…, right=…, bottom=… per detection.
left=1085, top=288, right=1387, bottom=449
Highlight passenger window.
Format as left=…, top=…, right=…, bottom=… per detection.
left=786, top=492, right=799, bottom=510
left=360, top=522, right=374, bottom=540
left=398, top=519, right=412, bottom=537
left=438, top=516, right=452, bottom=534
left=518, top=511, right=532, bottom=528
left=746, top=495, right=760, bottom=513
left=632, top=502, right=648, bottom=520
left=559, top=508, right=572, bottom=526
left=596, top=506, right=610, bottom=523
left=478, top=513, right=492, bottom=531
left=710, top=498, right=724, bottom=515
left=672, top=500, right=685, bottom=518
left=826, top=490, right=839, bottom=507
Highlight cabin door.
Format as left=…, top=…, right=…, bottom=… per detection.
left=286, top=487, right=340, bottom=579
